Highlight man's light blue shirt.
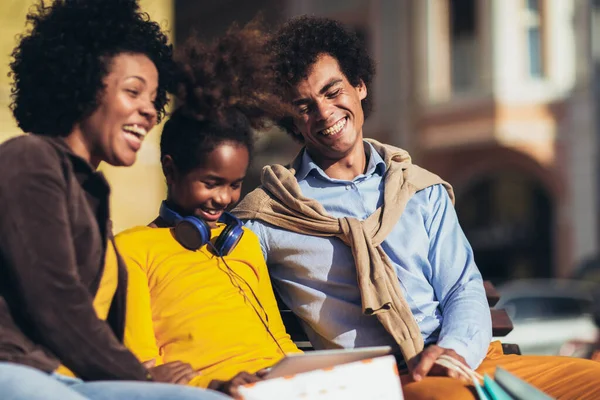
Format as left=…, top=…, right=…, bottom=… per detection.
left=243, top=142, right=492, bottom=368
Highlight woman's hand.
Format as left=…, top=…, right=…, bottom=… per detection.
left=143, top=359, right=199, bottom=385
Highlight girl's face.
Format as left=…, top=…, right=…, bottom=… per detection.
left=166, top=141, right=250, bottom=227
left=70, top=52, right=159, bottom=167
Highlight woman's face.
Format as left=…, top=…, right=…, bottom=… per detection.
left=72, top=52, right=159, bottom=167
left=166, top=141, right=250, bottom=228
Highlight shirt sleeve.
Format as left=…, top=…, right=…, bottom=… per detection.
left=425, top=185, right=492, bottom=369
left=245, top=231, right=301, bottom=355
left=242, top=220, right=270, bottom=262
left=0, top=140, right=149, bottom=381
left=118, top=237, right=163, bottom=365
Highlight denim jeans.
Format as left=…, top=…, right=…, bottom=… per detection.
left=0, top=362, right=230, bottom=400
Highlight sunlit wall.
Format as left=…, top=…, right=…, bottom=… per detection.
left=0, top=0, right=174, bottom=233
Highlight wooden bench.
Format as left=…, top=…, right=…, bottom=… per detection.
left=277, top=280, right=521, bottom=355
left=485, top=281, right=521, bottom=355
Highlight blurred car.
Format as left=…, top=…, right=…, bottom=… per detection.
left=493, top=279, right=598, bottom=355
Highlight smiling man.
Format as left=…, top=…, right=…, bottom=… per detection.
left=234, top=15, right=600, bottom=399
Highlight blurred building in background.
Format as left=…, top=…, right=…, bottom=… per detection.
left=410, top=0, right=598, bottom=283
left=1, top=0, right=598, bottom=283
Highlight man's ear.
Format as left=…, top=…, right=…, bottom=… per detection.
left=161, top=155, right=177, bottom=186
left=282, top=115, right=304, bottom=142
left=356, top=79, right=367, bottom=101
left=291, top=125, right=303, bottom=140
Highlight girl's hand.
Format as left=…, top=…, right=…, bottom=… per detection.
left=208, top=371, right=264, bottom=399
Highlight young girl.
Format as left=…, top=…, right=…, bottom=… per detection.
left=0, top=0, right=227, bottom=399
left=117, top=24, right=300, bottom=398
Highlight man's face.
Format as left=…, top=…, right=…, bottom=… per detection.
left=291, top=54, right=367, bottom=163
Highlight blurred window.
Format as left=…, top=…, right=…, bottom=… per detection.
left=450, top=0, right=478, bottom=93
left=593, top=0, right=600, bottom=85
left=504, top=296, right=591, bottom=322
left=523, top=0, right=545, bottom=78
left=594, top=0, right=600, bottom=151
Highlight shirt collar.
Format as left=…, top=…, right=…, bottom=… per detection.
left=46, top=136, right=97, bottom=173
left=45, top=136, right=110, bottom=195
left=295, top=141, right=386, bottom=182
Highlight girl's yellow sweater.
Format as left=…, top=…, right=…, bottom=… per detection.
left=116, top=225, right=300, bottom=388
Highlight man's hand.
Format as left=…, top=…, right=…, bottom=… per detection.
left=408, top=345, right=468, bottom=382
left=143, top=359, right=199, bottom=385
left=208, top=371, right=266, bottom=399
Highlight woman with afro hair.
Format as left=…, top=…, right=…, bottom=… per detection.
left=0, top=0, right=229, bottom=399
left=116, top=21, right=300, bottom=399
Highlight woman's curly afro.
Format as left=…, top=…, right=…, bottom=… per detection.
left=9, top=0, right=175, bottom=137
left=269, top=15, right=375, bottom=141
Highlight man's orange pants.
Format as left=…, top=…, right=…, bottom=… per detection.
left=400, top=341, right=600, bottom=399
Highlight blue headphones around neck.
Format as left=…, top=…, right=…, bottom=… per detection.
left=159, top=201, right=244, bottom=256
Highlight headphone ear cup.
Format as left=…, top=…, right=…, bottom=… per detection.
left=213, top=223, right=244, bottom=256
left=174, top=217, right=211, bottom=250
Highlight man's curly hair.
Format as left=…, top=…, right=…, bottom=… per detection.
left=9, top=0, right=175, bottom=137
left=160, top=21, right=294, bottom=176
left=270, top=15, right=375, bottom=141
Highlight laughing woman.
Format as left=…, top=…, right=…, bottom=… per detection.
left=0, top=0, right=228, bottom=399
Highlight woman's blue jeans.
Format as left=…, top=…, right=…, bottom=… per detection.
left=0, top=362, right=230, bottom=400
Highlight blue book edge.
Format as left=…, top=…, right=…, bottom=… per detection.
left=494, top=367, right=555, bottom=400
left=474, top=378, right=492, bottom=400
left=483, top=374, right=514, bottom=400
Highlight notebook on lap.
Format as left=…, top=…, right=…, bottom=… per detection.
left=264, top=346, right=393, bottom=379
